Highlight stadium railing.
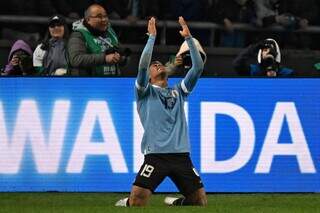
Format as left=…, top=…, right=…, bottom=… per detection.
left=1, top=15, right=320, bottom=47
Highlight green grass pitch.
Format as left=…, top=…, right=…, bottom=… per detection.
left=0, top=193, right=319, bottom=213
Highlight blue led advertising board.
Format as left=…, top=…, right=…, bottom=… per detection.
left=0, top=78, right=319, bottom=192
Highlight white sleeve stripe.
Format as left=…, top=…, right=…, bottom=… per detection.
left=181, top=80, right=189, bottom=94
left=135, top=80, right=143, bottom=90
left=136, top=80, right=148, bottom=91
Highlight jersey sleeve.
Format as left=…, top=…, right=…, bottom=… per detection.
left=135, top=35, right=156, bottom=99
left=179, top=37, right=204, bottom=96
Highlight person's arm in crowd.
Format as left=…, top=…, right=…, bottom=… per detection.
left=233, top=42, right=261, bottom=76
left=220, top=0, right=236, bottom=32
left=180, top=17, right=204, bottom=94
left=255, top=0, right=278, bottom=27
left=126, top=0, right=139, bottom=23
left=68, top=32, right=106, bottom=68
left=3, top=63, right=14, bottom=75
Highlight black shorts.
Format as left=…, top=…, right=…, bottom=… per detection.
left=133, top=153, right=204, bottom=196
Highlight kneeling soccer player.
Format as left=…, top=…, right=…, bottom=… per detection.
left=115, top=16, right=207, bottom=207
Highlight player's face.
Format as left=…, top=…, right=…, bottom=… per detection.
left=149, top=61, right=166, bottom=79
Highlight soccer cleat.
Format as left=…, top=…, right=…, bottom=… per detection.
left=164, top=197, right=179, bottom=206
left=115, top=197, right=129, bottom=207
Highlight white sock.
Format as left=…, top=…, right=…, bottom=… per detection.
left=164, top=197, right=179, bottom=206
left=115, top=197, right=129, bottom=207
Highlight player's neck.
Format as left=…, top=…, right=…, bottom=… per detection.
left=151, top=79, right=168, bottom=88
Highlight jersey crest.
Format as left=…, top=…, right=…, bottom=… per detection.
left=159, top=89, right=178, bottom=110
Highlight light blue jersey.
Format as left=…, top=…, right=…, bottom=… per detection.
left=135, top=35, right=204, bottom=154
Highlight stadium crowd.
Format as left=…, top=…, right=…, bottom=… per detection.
left=0, top=0, right=320, bottom=76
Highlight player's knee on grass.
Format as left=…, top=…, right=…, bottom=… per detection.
left=195, top=194, right=207, bottom=206
left=129, top=193, right=149, bottom=206
left=129, top=186, right=152, bottom=206
left=186, top=188, right=207, bottom=206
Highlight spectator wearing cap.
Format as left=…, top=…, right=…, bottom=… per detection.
left=68, top=4, right=122, bottom=76
left=33, top=15, right=70, bottom=75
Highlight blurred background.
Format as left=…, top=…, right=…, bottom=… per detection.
left=0, top=0, right=320, bottom=76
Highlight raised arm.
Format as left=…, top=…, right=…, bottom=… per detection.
left=233, top=41, right=263, bottom=76
left=179, top=17, right=204, bottom=94
left=136, top=17, right=156, bottom=90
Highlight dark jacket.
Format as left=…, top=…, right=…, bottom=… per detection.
left=68, top=20, right=120, bottom=76
left=34, top=39, right=68, bottom=75
left=68, top=31, right=106, bottom=76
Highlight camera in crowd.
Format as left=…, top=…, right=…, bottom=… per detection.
left=182, top=53, right=192, bottom=69
left=12, top=50, right=34, bottom=75
left=261, top=55, right=277, bottom=72
left=180, top=51, right=206, bottom=69
left=105, top=47, right=132, bottom=65
left=259, top=39, right=280, bottom=74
